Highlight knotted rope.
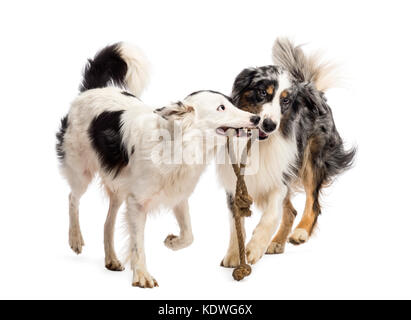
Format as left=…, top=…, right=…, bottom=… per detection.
left=227, top=135, right=254, bottom=281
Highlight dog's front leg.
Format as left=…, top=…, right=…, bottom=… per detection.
left=266, top=191, right=297, bottom=254
left=164, top=199, right=194, bottom=250
left=246, top=185, right=287, bottom=265
left=221, top=192, right=245, bottom=268
left=104, top=190, right=125, bottom=271
left=126, top=195, right=158, bottom=288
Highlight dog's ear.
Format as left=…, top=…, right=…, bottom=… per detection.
left=301, top=84, right=328, bottom=116
left=154, top=101, right=195, bottom=120
left=231, top=68, right=257, bottom=105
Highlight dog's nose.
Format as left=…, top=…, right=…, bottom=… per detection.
left=250, top=115, right=261, bottom=126
left=262, top=118, right=277, bottom=133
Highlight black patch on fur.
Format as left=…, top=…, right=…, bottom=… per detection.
left=155, top=107, right=165, bottom=113
left=121, top=91, right=136, bottom=98
left=79, top=43, right=127, bottom=92
left=231, top=66, right=281, bottom=114
left=226, top=193, right=235, bottom=217
left=56, top=115, right=69, bottom=161
left=88, top=111, right=129, bottom=177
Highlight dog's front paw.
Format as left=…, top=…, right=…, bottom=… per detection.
left=266, top=241, right=285, bottom=255
left=105, top=259, right=125, bottom=272
left=132, top=270, right=159, bottom=289
left=69, top=229, right=84, bottom=254
left=289, top=228, right=309, bottom=245
left=164, top=234, right=193, bottom=251
left=246, top=241, right=266, bottom=265
left=221, top=250, right=240, bottom=269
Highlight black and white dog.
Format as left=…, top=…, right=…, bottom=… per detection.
left=218, top=38, right=356, bottom=267
left=56, top=43, right=259, bottom=288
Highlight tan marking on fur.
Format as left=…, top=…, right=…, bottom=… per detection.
left=253, top=189, right=273, bottom=209
left=172, top=105, right=194, bottom=116
left=267, top=193, right=296, bottom=254
left=238, top=92, right=263, bottom=114
left=239, top=101, right=263, bottom=114
left=295, top=193, right=315, bottom=233
left=279, top=104, right=293, bottom=136
left=290, top=140, right=319, bottom=241
left=266, top=86, right=274, bottom=95
left=281, top=90, right=289, bottom=98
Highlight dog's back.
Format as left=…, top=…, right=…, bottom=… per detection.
left=57, top=43, right=150, bottom=183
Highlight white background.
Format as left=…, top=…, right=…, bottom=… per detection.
left=0, top=0, right=410, bottom=300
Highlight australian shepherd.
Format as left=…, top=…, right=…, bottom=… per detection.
left=56, top=43, right=260, bottom=287
left=218, top=38, right=356, bottom=267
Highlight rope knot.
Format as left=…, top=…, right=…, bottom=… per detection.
left=234, top=192, right=253, bottom=217
left=233, top=264, right=252, bottom=281
left=226, top=136, right=255, bottom=281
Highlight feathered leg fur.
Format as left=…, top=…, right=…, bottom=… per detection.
left=266, top=191, right=297, bottom=254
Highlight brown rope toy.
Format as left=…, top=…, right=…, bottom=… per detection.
left=226, top=132, right=255, bottom=281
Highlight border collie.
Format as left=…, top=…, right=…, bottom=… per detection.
left=56, top=43, right=259, bottom=287
left=218, top=38, right=356, bottom=267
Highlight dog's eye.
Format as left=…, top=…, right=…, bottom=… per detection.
left=217, top=105, right=226, bottom=111
left=283, top=98, right=290, bottom=105
left=259, top=90, right=267, bottom=97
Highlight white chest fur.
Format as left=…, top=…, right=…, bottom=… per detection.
left=216, top=132, right=297, bottom=207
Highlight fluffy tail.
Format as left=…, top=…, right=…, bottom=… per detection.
left=332, top=145, right=357, bottom=177
left=79, top=42, right=150, bottom=97
left=272, top=37, right=339, bottom=92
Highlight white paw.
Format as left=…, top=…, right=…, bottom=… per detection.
left=132, top=270, right=158, bottom=288
left=266, top=241, right=285, bottom=255
left=69, top=229, right=84, bottom=254
left=221, top=250, right=240, bottom=269
left=246, top=240, right=266, bottom=265
left=164, top=234, right=193, bottom=251
left=289, top=228, right=309, bottom=245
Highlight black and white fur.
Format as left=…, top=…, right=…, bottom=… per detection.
left=56, top=43, right=259, bottom=288
left=218, top=38, right=356, bottom=267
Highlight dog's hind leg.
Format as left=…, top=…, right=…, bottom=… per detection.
left=66, top=168, right=93, bottom=255
left=266, top=191, right=297, bottom=254
left=221, top=193, right=245, bottom=268
left=104, top=189, right=125, bottom=271
left=126, top=195, right=158, bottom=288
left=164, top=199, right=194, bottom=251
left=288, top=188, right=320, bottom=245
left=289, top=139, right=324, bottom=245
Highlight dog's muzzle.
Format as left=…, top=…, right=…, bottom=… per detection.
left=258, top=118, right=277, bottom=140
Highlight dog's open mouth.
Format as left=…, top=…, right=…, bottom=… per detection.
left=216, top=127, right=253, bottom=138
left=258, top=129, right=269, bottom=140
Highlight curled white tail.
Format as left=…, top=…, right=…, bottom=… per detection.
left=79, top=42, right=150, bottom=98
left=119, top=43, right=150, bottom=97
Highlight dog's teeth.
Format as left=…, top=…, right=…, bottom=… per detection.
left=216, top=128, right=226, bottom=135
